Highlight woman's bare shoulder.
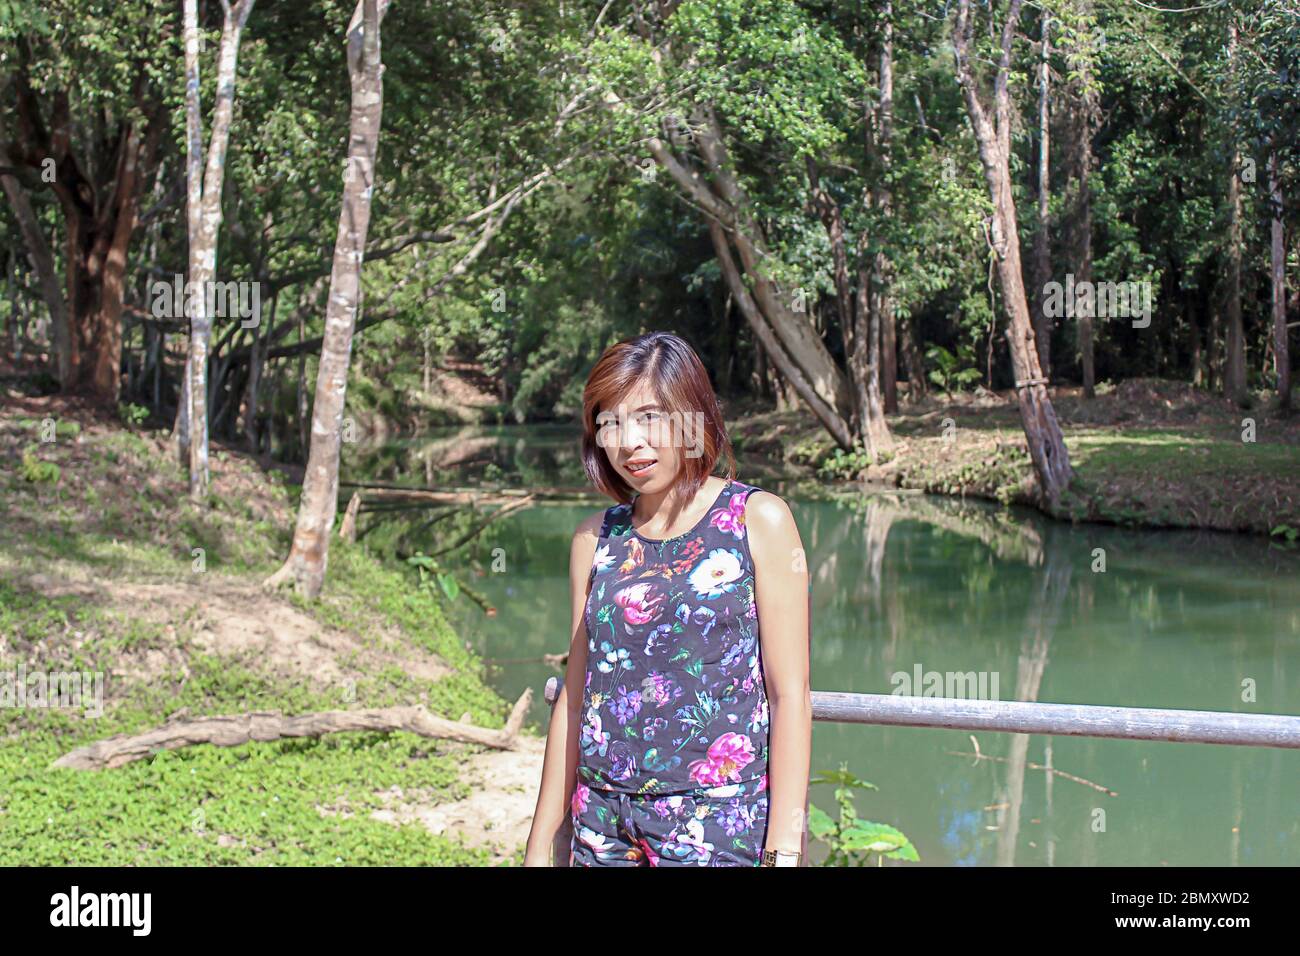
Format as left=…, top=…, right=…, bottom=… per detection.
left=567, top=508, right=610, bottom=589
left=744, top=488, right=796, bottom=529
left=572, top=506, right=611, bottom=541
left=743, top=489, right=801, bottom=563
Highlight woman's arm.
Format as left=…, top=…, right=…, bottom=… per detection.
left=522, top=511, right=602, bottom=866
left=746, top=491, right=813, bottom=861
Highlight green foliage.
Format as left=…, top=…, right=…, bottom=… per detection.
left=787, top=433, right=834, bottom=469
left=407, top=552, right=462, bottom=605
left=808, top=764, right=918, bottom=866
left=819, top=447, right=870, bottom=481
left=118, top=402, right=149, bottom=428
left=1270, top=524, right=1298, bottom=547
left=0, top=0, right=52, bottom=38
left=818, top=443, right=874, bottom=481
left=926, top=344, right=983, bottom=395
left=5, top=0, right=1297, bottom=524
left=20, top=446, right=60, bottom=484
left=665, top=0, right=866, bottom=156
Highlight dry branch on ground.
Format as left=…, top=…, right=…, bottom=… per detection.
left=53, top=689, right=532, bottom=770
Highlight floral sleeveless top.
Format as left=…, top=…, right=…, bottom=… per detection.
left=577, top=478, right=770, bottom=796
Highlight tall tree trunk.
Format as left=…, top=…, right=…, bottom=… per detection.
left=806, top=150, right=893, bottom=457
left=0, top=146, right=71, bottom=385
left=1186, top=283, right=1203, bottom=387
left=151, top=327, right=164, bottom=411
left=715, top=291, right=734, bottom=394
left=954, top=0, right=1073, bottom=507
left=243, top=288, right=276, bottom=449
left=805, top=155, right=855, bottom=420
left=173, top=360, right=192, bottom=465
left=753, top=330, right=771, bottom=400
left=855, top=264, right=894, bottom=456
left=1268, top=148, right=1290, bottom=410
left=181, top=0, right=256, bottom=500
left=857, top=46, right=894, bottom=457
left=1066, top=1, right=1097, bottom=399
left=1223, top=147, right=1247, bottom=405
left=8, top=68, right=163, bottom=403
left=1222, top=20, right=1248, bottom=408
left=88, top=124, right=152, bottom=404
left=265, top=0, right=389, bottom=598
left=6, top=251, right=21, bottom=360
left=897, top=313, right=926, bottom=399
left=1208, top=265, right=1223, bottom=390
left=422, top=333, right=432, bottom=394
left=1076, top=141, right=1094, bottom=399
left=877, top=295, right=897, bottom=413
left=1031, top=11, right=1052, bottom=379
left=182, top=0, right=204, bottom=484
left=182, top=0, right=206, bottom=490
left=875, top=2, right=899, bottom=414
left=296, top=306, right=309, bottom=457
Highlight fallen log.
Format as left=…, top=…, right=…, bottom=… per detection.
left=339, top=481, right=601, bottom=502
left=356, top=489, right=523, bottom=508
left=425, top=493, right=537, bottom=557
left=52, top=689, right=533, bottom=770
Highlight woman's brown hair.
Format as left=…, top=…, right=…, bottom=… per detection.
left=580, top=331, right=736, bottom=505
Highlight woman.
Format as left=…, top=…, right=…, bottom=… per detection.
left=523, top=331, right=812, bottom=867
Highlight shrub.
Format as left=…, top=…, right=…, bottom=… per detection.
left=20, top=446, right=60, bottom=484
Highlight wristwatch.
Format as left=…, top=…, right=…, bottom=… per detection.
left=761, top=848, right=801, bottom=867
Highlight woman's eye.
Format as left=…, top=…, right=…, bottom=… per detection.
left=596, top=420, right=621, bottom=445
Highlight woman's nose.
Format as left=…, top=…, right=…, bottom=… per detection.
left=619, top=419, right=649, bottom=450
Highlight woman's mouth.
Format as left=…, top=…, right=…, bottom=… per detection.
left=626, top=459, right=656, bottom=478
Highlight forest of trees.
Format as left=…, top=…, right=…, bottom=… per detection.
left=2, top=1, right=1297, bottom=545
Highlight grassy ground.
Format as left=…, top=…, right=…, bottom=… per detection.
left=728, top=378, right=1300, bottom=536
left=0, top=391, right=537, bottom=866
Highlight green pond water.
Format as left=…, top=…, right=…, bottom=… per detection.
left=345, top=426, right=1300, bottom=866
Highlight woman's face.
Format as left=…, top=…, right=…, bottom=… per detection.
left=596, top=379, right=687, bottom=495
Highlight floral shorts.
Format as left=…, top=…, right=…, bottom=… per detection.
left=569, top=780, right=769, bottom=867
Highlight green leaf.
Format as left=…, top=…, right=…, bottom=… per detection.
left=406, top=553, right=437, bottom=572
left=839, top=820, right=908, bottom=853
left=807, top=803, right=837, bottom=840
left=885, top=840, right=921, bottom=862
